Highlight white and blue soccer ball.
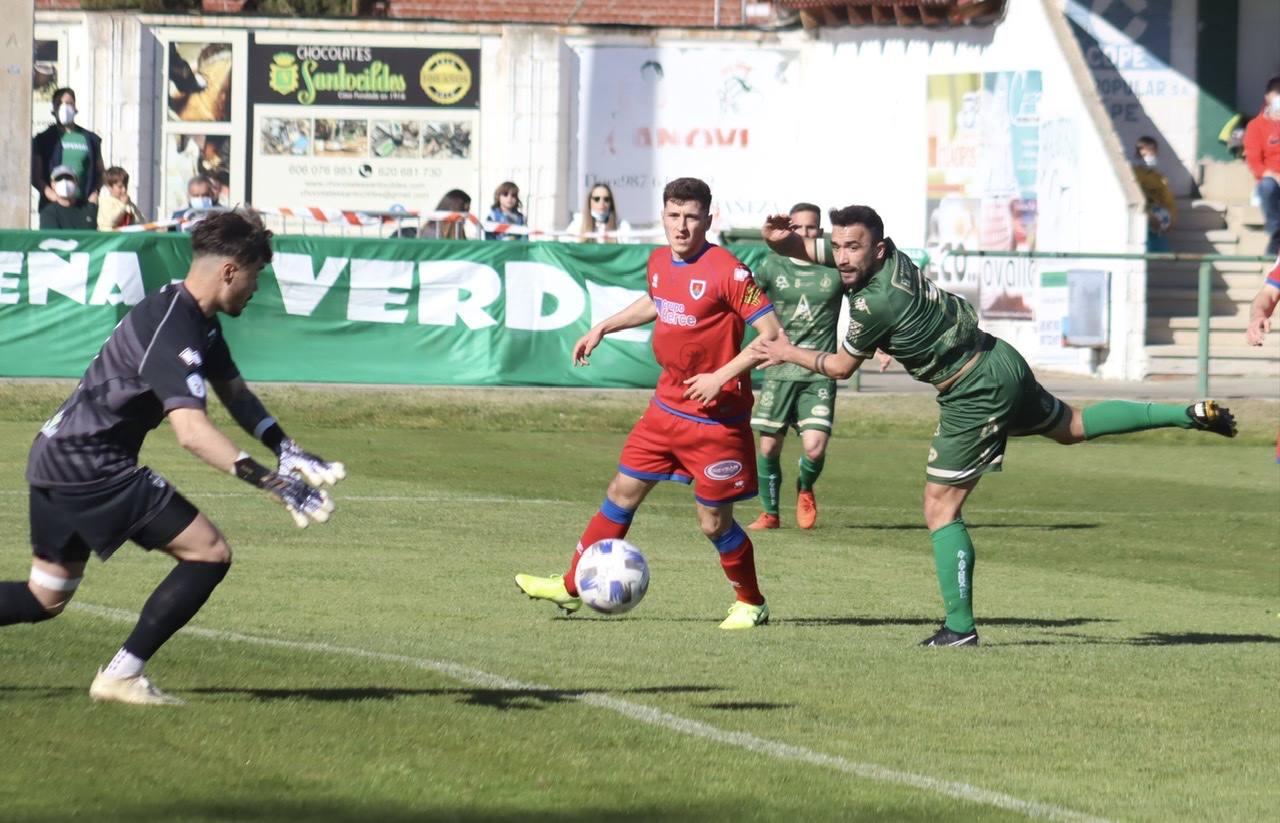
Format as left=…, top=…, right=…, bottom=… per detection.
left=573, top=539, right=650, bottom=615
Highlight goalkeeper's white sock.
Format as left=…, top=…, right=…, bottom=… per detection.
left=103, top=648, right=145, bottom=680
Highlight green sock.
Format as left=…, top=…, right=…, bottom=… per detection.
left=757, top=454, right=781, bottom=516
left=1081, top=401, right=1192, bottom=440
left=797, top=454, right=825, bottom=491
left=931, top=520, right=975, bottom=633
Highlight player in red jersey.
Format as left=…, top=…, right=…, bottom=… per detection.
left=516, top=178, right=782, bottom=629
left=1245, top=253, right=1280, bottom=461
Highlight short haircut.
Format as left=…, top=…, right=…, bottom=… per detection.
left=828, top=205, right=885, bottom=245
left=790, top=202, right=821, bottom=220
left=191, top=209, right=274, bottom=270
left=1136, top=135, right=1158, bottom=151
left=1267, top=76, right=1280, bottom=95
left=104, top=166, right=129, bottom=187
left=662, top=177, right=712, bottom=213
left=188, top=175, right=212, bottom=192
left=51, top=87, right=75, bottom=106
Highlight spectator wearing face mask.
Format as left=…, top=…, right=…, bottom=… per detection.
left=97, top=166, right=146, bottom=231
left=171, top=176, right=219, bottom=232
left=32, top=87, right=106, bottom=214
left=1244, top=76, right=1280, bottom=256
left=1132, top=135, right=1177, bottom=253
left=564, top=183, right=632, bottom=243
left=38, top=166, right=98, bottom=230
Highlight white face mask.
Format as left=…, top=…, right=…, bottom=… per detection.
left=1142, top=154, right=1159, bottom=168
left=591, top=209, right=611, bottom=223
left=56, top=103, right=76, bottom=126
left=189, top=195, right=213, bottom=210
left=52, top=179, right=78, bottom=200
left=1269, top=96, right=1280, bottom=114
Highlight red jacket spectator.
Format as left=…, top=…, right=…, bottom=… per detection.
left=1243, top=107, right=1280, bottom=180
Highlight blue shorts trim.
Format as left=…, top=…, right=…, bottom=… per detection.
left=618, top=464, right=693, bottom=485
left=744, top=304, right=775, bottom=325
left=653, top=398, right=749, bottom=426
left=695, top=489, right=758, bottom=507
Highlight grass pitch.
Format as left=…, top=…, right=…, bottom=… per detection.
left=0, top=383, right=1276, bottom=822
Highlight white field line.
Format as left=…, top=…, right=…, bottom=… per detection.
left=0, top=488, right=1268, bottom=520
left=70, top=601, right=1108, bottom=823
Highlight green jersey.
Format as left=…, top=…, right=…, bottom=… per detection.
left=59, top=131, right=91, bottom=188
left=756, top=254, right=845, bottom=383
left=819, top=238, right=981, bottom=385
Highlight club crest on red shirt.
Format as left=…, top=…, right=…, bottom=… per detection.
left=689, top=279, right=706, bottom=300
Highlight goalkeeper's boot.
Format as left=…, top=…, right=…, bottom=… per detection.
left=919, top=624, right=980, bottom=647
left=1186, top=400, right=1237, bottom=438
left=89, top=669, right=185, bottom=706
left=719, top=600, right=769, bottom=630
left=514, top=574, right=581, bottom=614
left=796, top=490, right=818, bottom=530
left=747, top=512, right=780, bottom=531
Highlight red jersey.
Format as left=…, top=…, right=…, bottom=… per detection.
left=1266, top=253, right=1280, bottom=290
left=645, top=243, right=774, bottom=421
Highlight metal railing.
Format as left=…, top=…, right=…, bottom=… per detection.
left=944, top=249, right=1273, bottom=397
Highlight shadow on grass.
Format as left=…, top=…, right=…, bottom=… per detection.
left=700, top=701, right=795, bottom=711
left=13, top=802, right=726, bottom=822
left=782, top=615, right=1112, bottom=628
left=842, top=523, right=1099, bottom=531
left=992, top=631, right=1280, bottom=647
left=179, top=683, right=723, bottom=708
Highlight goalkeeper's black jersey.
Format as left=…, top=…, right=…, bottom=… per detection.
left=26, top=283, right=240, bottom=490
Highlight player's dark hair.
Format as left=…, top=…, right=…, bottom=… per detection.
left=790, top=202, right=821, bottom=220
left=828, top=205, right=884, bottom=245
left=662, top=177, right=712, bottom=213
left=51, top=87, right=75, bottom=107
left=1135, top=135, right=1158, bottom=151
left=188, top=175, right=212, bottom=193
left=1266, top=76, right=1280, bottom=95
left=191, top=209, right=274, bottom=270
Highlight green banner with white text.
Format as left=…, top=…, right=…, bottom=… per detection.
left=0, top=231, right=778, bottom=387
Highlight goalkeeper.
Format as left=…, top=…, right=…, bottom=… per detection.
left=0, top=210, right=344, bottom=704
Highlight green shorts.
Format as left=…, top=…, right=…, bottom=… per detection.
left=751, top=379, right=837, bottom=435
left=926, top=337, right=1067, bottom=486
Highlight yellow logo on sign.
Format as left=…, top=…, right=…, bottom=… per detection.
left=420, top=52, right=472, bottom=105
left=268, top=52, right=300, bottom=96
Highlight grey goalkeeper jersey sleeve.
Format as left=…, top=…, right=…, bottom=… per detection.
left=26, top=283, right=240, bottom=490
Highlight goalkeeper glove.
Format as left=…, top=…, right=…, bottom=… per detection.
left=277, top=438, right=346, bottom=487
left=234, top=453, right=335, bottom=528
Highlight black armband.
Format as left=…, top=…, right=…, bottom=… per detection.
left=232, top=451, right=273, bottom=488
left=814, top=352, right=829, bottom=378
left=226, top=389, right=288, bottom=455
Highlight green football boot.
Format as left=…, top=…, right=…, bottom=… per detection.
left=515, top=573, right=581, bottom=614
left=719, top=600, right=769, bottom=630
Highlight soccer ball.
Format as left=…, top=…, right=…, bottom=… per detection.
left=573, top=539, right=650, bottom=615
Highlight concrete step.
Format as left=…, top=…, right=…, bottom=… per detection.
left=1147, top=285, right=1258, bottom=304
left=1171, top=199, right=1228, bottom=231
left=1148, top=269, right=1265, bottom=290
left=1163, top=306, right=1255, bottom=325
left=1148, top=302, right=1254, bottom=322
left=1145, top=326, right=1276, bottom=347
left=1227, top=204, right=1268, bottom=228
left=1198, top=160, right=1258, bottom=203
left=1146, top=344, right=1280, bottom=378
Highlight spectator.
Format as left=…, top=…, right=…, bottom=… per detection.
left=565, top=183, right=631, bottom=243
left=32, top=87, right=105, bottom=214
left=484, top=181, right=527, bottom=241
left=1243, top=76, right=1280, bottom=256
left=1132, top=135, right=1177, bottom=253
left=171, top=176, right=217, bottom=232
left=97, top=166, right=145, bottom=231
left=423, top=189, right=472, bottom=240
left=210, top=169, right=231, bottom=206
left=38, top=165, right=97, bottom=230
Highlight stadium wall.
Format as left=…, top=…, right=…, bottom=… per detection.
left=26, top=3, right=1148, bottom=379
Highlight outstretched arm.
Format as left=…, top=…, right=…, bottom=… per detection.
left=1246, top=282, right=1280, bottom=346
left=682, top=312, right=784, bottom=404
left=211, top=376, right=346, bottom=486
left=761, top=214, right=820, bottom=263
left=572, top=294, right=658, bottom=366
left=749, top=334, right=865, bottom=380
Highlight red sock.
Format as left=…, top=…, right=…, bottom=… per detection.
left=719, top=539, right=764, bottom=605
left=564, top=505, right=633, bottom=595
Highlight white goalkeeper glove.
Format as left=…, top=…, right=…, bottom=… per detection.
left=234, top=454, right=335, bottom=528
left=277, top=438, right=346, bottom=487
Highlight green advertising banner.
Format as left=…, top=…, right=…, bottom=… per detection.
left=0, top=231, right=775, bottom=388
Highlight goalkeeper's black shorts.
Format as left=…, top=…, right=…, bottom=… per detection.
left=29, top=467, right=199, bottom=563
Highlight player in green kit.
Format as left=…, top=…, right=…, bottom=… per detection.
left=748, top=203, right=845, bottom=530
left=754, top=205, right=1237, bottom=647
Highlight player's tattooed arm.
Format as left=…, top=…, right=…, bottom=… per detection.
left=573, top=295, right=658, bottom=366
left=761, top=214, right=818, bottom=263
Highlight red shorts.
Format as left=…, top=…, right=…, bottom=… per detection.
left=618, top=400, right=758, bottom=506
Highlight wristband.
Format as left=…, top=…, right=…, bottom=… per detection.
left=255, top=419, right=287, bottom=455
left=233, top=451, right=273, bottom=488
